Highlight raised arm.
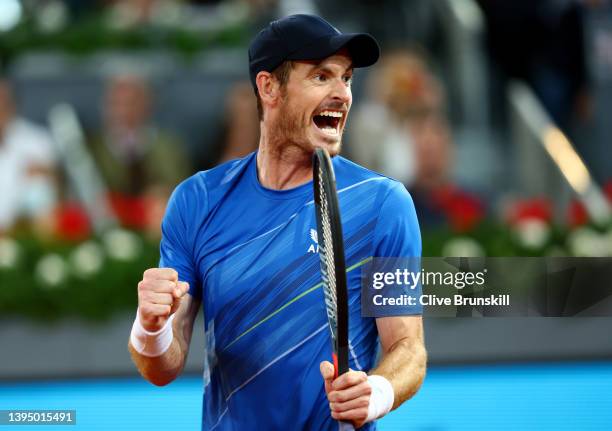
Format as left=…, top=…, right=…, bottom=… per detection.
left=128, top=268, right=201, bottom=386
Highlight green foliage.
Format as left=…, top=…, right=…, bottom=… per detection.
left=1, top=221, right=609, bottom=322
left=0, top=14, right=249, bottom=65
left=0, top=233, right=159, bottom=323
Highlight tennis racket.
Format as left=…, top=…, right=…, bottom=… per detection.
left=313, top=148, right=353, bottom=430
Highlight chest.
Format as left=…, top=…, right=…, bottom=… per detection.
left=193, top=184, right=378, bottom=330
left=199, top=196, right=320, bottom=309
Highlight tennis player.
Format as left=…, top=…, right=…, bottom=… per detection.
left=129, top=14, right=426, bottom=430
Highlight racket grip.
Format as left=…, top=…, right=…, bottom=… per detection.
left=332, top=352, right=338, bottom=379
left=332, top=353, right=354, bottom=431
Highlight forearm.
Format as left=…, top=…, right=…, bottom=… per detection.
left=371, top=328, right=427, bottom=409
left=128, top=333, right=186, bottom=386
left=320, top=331, right=427, bottom=427
left=129, top=310, right=191, bottom=386
left=129, top=272, right=200, bottom=386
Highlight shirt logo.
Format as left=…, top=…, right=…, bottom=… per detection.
left=307, top=228, right=319, bottom=254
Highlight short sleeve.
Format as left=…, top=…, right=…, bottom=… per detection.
left=362, top=182, right=422, bottom=317
left=159, top=181, right=204, bottom=298
left=372, top=182, right=422, bottom=258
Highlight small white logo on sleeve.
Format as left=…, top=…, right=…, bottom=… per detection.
left=307, top=228, right=319, bottom=253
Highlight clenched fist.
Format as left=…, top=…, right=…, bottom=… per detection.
left=138, top=268, right=189, bottom=332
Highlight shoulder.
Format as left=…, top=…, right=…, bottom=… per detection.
left=333, top=155, right=410, bottom=201
left=334, top=158, right=421, bottom=256
left=201, top=152, right=255, bottom=187
left=168, top=152, right=255, bottom=213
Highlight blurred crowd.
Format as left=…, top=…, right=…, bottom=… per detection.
left=0, top=80, right=57, bottom=235
left=1, top=0, right=611, bottom=247
left=348, top=49, right=485, bottom=231
left=0, top=49, right=478, bottom=240
left=0, top=68, right=263, bottom=239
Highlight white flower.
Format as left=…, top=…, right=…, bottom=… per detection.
left=442, top=237, right=485, bottom=257
left=35, top=254, right=68, bottom=288
left=513, top=219, right=550, bottom=250
left=0, top=237, right=20, bottom=269
left=70, top=241, right=105, bottom=278
left=103, top=228, right=142, bottom=261
left=605, top=228, right=612, bottom=257
left=567, top=227, right=608, bottom=257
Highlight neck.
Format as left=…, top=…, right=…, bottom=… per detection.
left=256, top=125, right=313, bottom=190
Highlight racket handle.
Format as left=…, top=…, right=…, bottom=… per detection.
left=332, top=352, right=339, bottom=379
left=332, top=353, right=354, bottom=430
left=331, top=352, right=354, bottom=430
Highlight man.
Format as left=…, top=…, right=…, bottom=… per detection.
left=129, top=14, right=426, bottom=430
left=91, top=74, right=191, bottom=195
left=89, top=74, right=191, bottom=234
left=349, top=49, right=442, bottom=186
left=0, top=79, right=58, bottom=235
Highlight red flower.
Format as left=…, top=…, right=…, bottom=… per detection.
left=55, top=202, right=91, bottom=241
left=107, top=192, right=148, bottom=230
left=507, top=198, right=552, bottom=225
left=605, top=180, right=612, bottom=204
left=431, top=185, right=485, bottom=232
left=568, top=199, right=589, bottom=227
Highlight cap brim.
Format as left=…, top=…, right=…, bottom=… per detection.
left=287, top=33, right=380, bottom=68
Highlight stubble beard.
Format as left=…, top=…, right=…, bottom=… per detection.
left=271, top=95, right=343, bottom=157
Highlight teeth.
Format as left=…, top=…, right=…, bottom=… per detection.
left=320, top=126, right=338, bottom=135
left=318, top=110, right=343, bottom=118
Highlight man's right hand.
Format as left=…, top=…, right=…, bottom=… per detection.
left=138, top=268, right=190, bottom=332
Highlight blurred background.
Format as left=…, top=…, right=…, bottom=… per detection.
left=0, top=0, right=611, bottom=429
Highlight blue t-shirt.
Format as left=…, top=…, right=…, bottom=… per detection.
left=159, top=152, right=421, bottom=430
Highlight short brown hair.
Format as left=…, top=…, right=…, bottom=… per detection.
left=255, top=61, right=294, bottom=121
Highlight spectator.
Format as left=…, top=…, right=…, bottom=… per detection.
left=349, top=48, right=484, bottom=231
left=88, top=74, right=191, bottom=233
left=0, top=79, right=58, bottom=235
left=216, top=81, right=260, bottom=163
left=408, top=111, right=484, bottom=232
left=348, top=49, right=443, bottom=185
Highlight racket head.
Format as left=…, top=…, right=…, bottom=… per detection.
left=313, top=148, right=349, bottom=377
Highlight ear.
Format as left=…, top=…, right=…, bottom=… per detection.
left=256, top=71, right=281, bottom=110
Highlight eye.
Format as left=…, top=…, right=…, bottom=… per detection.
left=343, top=75, right=353, bottom=85
left=314, top=74, right=327, bottom=82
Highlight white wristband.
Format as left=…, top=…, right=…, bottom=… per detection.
left=130, top=309, right=175, bottom=357
left=366, top=375, right=395, bottom=422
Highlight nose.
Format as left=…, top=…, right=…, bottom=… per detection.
left=330, top=78, right=351, bottom=106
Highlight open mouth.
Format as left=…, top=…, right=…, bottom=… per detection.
left=313, top=110, right=343, bottom=136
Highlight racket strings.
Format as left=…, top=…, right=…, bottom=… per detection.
left=318, top=166, right=338, bottom=337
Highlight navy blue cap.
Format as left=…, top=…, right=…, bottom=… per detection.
left=248, top=14, right=380, bottom=90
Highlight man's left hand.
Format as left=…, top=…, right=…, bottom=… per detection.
left=320, top=361, right=372, bottom=428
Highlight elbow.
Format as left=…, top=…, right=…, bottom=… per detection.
left=140, top=362, right=184, bottom=387
left=147, top=373, right=177, bottom=387
left=140, top=364, right=183, bottom=387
